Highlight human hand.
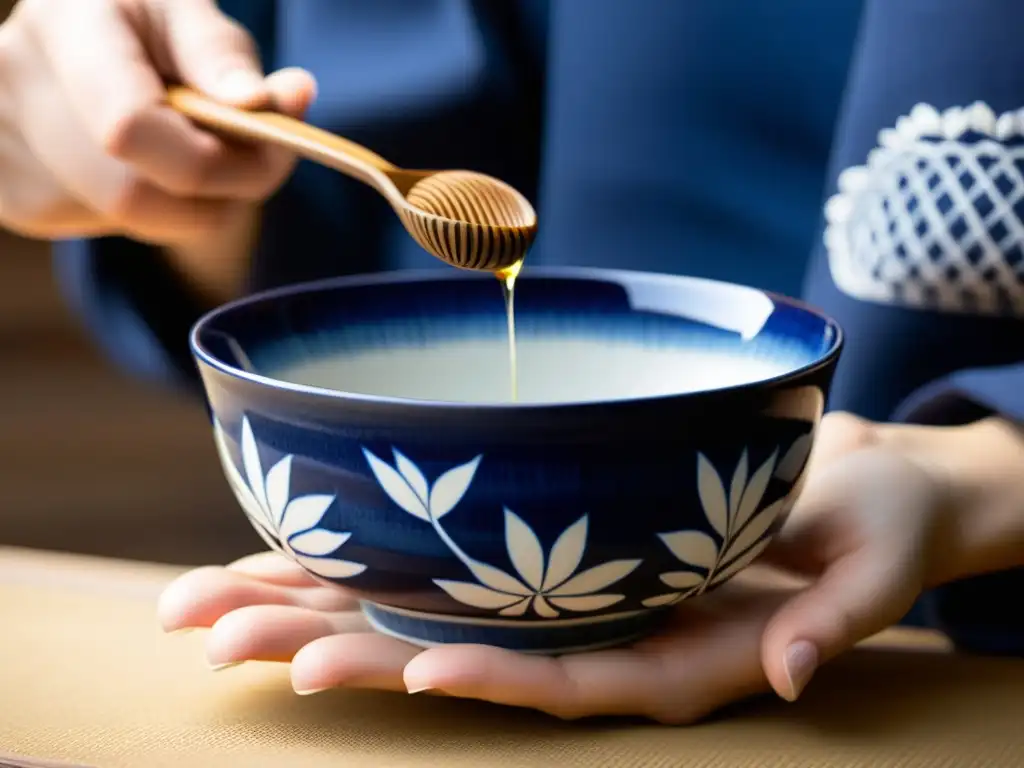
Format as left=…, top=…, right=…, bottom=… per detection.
left=157, top=412, right=956, bottom=723
left=0, top=0, right=313, bottom=279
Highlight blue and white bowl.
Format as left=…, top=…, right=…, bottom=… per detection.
left=191, top=267, right=842, bottom=655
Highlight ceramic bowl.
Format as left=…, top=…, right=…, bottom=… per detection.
left=191, top=267, right=842, bottom=654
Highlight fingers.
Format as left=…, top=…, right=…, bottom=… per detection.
left=0, top=125, right=108, bottom=237
left=400, top=642, right=760, bottom=725
left=402, top=644, right=634, bottom=720
left=12, top=67, right=234, bottom=242
left=805, top=412, right=879, bottom=471
left=264, top=67, right=319, bottom=118
left=403, top=587, right=786, bottom=724
left=102, top=117, right=289, bottom=201
left=226, top=551, right=326, bottom=587
left=760, top=550, right=923, bottom=703
left=162, top=554, right=421, bottom=694
left=760, top=451, right=938, bottom=702
left=163, top=556, right=793, bottom=721
left=162, top=0, right=268, bottom=104
left=13, top=0, right=314, bottom=241
left=291, top=633, right=421, bottom=694
left=24, top=0, right=169, bottom=153
left=761, top=412, right=884, bottom=577
left=205, top=604, right=370, bottom=667
left=403, top=645, right=572, bottom=713
left=158, top=563, right=357, bottom=631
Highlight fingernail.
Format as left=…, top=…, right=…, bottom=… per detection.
left=294, top=688, right=329, bottom=697
left=406, top=686, right=435, bottom=695
left=209, top=661, right=244, bottom=672
left=216, top=70, right=264, bottom=103
left=782, top=641, right=818, bottom=702
left=169, top=627, right=196, bottom=635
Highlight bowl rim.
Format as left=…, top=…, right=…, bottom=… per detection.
left=189, top=266, right=844, bottom=411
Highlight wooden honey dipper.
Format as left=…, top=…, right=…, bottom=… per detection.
left=166, top=87, right=537, bottom=272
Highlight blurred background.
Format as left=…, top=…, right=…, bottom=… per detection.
left=0, top=0, right=255, bottom=566
left=0, top=228, right=256, bottom=566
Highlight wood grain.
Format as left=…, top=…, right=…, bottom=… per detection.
left=167, top=86, right=537, bottom=271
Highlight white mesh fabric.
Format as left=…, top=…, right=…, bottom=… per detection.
left=824, top=103, right=1024, bottom=316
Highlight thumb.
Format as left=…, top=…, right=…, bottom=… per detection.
left=162, top=0, right=268, bottom=105
left=760, top=543, right=925, bottom=703
left=760, top=447, right=943, bottom=702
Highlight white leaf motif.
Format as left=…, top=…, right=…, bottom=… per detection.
left=549, top=594, right=623, bottom=612
left=728, top=450, right=748, bottom=524
left=643, top=593, right=684, bottom=608
left=736, top=450, right=778, bottom=530
left=351, top=445, right=645, bottom=618
left=435, top=580, right=524, bottom=609
left=429, top=456, right=482, bottom=520
left=548, top=559, right=640, bottom=596
left=541, top=516, right=588, bottom=591
left=659, top=530, right=719, bottom=570
left=265, top=456, right=292, bottom=527
left=775, top=435, right=812, bottom=482
left=280, top=494, right=335, bottom=539
left=499, top=599, right=531, bottom=617
left=466, top=560, right=532, bottom=596
left=363, top=449, right=429, bottom=521
left=221, top=457, right=272, bottom=532
left=711, top=537, right=772, bottom=587
left=289, top=529, right=351, bottom=557
left=394, top=449, right=429, bottom=505
left=295, top=555, right=366, bottom=579
left=504, top=509, right=545, bottom=591
left=241, top=417, right=268, bottom=512
left=660, top=570, right=705, bottom=589
left=533, top=596, right=559, bottom=618
left=722, top=498, right=786, bottom=564
left=697, top=454, right=729, bottom=538
left=223, top=415, right=365, bottom=581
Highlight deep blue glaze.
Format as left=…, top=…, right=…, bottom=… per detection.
left=191, top=267, right=842, bottom=653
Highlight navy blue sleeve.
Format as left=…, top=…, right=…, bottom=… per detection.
left=803, top=0, right=1024, bottom=653
left=52, top=237, right=209, bottom=390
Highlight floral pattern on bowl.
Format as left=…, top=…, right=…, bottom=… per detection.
left=643, top=446, right=805, bottom=608
left=214, top=417, right=366, bottom=579
left=363, top=447, right=642, bottom=618
left=213, top=411, right=812, bottom=652
left=194, top=267, right=842, bottom=653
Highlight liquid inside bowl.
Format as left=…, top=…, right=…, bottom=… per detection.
left=193, top=269, right=839, bottom=406
left=273, top=336, right=798, bottom=404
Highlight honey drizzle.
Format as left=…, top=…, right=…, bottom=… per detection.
left=495, top=258, right=524, bottom=402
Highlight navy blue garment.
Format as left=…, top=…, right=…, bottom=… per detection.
left=52, top=0, right=862, bottom=387
left=802, top=0, right=1024, bottom=654
left=51, top=1, right=1024, bottom=653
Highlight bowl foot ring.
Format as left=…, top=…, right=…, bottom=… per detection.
left=360, top=601, right=669, bottom=656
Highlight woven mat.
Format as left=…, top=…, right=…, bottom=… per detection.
left=1, top=547, right=1023, bottom=768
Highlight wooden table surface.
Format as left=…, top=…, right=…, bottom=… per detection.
left=4, top=546, right=1024, bottom=768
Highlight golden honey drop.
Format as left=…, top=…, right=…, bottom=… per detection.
left=495, top=258, right=524, bottom=402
